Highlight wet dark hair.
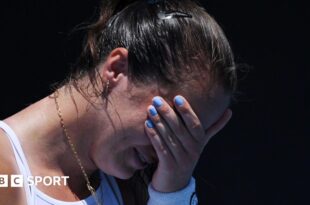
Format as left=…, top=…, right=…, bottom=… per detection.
left=62, top=0, right=237, bottom=204
left=65, top=0, right=237, bottom=99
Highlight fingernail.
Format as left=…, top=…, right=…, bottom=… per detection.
left=149, top=106, right=158, bottom=116
left=146, top=120, right=155, bottom=128
left=153, top=96, right=163, bottom=108
left=174, top=95, right=184, bottom=106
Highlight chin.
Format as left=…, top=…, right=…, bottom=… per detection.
left=115, top=170, right=136, bottom=180
left=117, top=173, right=134, bottom=180
left=102, top=164, right=136, bottom=180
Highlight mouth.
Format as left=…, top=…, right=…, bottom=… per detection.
left=134, top=148, right=151, bottom=165
left=131, top=148, right=147, bottom=170
left=137, top=151, right=147, bottom=164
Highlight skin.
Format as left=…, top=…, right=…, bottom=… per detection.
left=145, top=95, right=232, bottom=192
left=0, top=47, right=232, bottom=203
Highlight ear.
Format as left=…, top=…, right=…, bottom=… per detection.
left=101, top=47, right=129, bottom=87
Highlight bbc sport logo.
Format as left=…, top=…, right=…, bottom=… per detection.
left=0, top=175, right=69, bottom=187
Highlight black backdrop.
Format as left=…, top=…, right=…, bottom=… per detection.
left=1, top=0, right=308, bottom=204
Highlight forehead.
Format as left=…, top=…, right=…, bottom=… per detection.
left=159, top=84, right=231, bottom=130
left=166, top=85, right=231, bottom=131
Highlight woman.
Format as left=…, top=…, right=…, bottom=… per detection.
left=0, top=0, right=237, bottom=204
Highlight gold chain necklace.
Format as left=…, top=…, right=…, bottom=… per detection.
left=54, top=91, right=102, bottom=205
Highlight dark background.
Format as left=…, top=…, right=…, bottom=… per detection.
left=1, top=0, right=308, bottom=204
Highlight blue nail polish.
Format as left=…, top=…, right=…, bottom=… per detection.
left=146, top=120, right=154, bottom=128
left=153, top=96, right=163, bottom=108
left=174, top=96, right=184, bottom=106
left=149, top=106, right=158, bottom=116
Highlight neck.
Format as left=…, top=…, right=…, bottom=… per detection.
left=4, top=85, right=101, bottom=181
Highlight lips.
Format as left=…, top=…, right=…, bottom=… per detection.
left=135, top=147, right=155, bottom=165
left=137, top=150, right=147, bottom=163
left=133, top=148, right=148, bottom=169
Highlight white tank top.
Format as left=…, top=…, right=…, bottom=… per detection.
left=0, top=121, right=124, bottom=205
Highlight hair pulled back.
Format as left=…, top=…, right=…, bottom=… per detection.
left=67, top=0, right=236, bottom=99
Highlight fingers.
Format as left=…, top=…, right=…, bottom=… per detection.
left=147, top=105, right=179, bottom=148
left=173, top=95, right=205, bottom=141
left=144, top=120, right=174, bottom=162
left=145, top=95, right=233, bottom=163
left=146, top=106, right=187, bottom=162
left=149, top=97, right=199, bottom=152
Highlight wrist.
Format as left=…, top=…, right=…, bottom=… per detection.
left=147, top=176, right=198, bottom=205
left=151, top=177, right=191, bottom=193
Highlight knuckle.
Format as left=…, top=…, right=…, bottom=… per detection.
left=169, top=137, right=178, bottom=147
left=191, top=119, right=201, bottom=129
left=160, top=105, right=170, bottom=114
left=149, top=131, right=158, bottom=138
left=179, top=106, right=190, bottom=114
left=151, top=115, right=161, bottom=123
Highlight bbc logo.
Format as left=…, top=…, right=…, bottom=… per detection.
left=0, top=175, right=24, bottom=187
left=0, top=175, right=69, bottom=187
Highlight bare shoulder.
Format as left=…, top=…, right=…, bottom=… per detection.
left=0, top=129, right=24, bottom=204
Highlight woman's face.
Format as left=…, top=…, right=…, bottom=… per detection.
left=91, top=82, right=231, bottom=179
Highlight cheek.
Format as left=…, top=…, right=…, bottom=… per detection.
left=194, top=104, right=228, bottom=131
left=206, top=103, right=230, bottom=128
left=124, top=128, right=152, bottom=147
left=121, top=116, right=151, bottom=146
left=206, top=111, right=222, bottom=128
